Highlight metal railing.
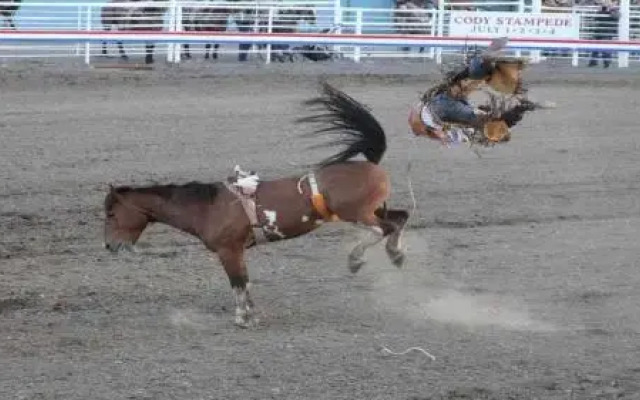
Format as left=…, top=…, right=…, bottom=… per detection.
left=0, top=0, right=639, bottom=66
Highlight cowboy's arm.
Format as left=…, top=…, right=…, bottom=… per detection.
left=468, top=55, right=494, bottom=80
left=465, top=37, right=508, bottom=80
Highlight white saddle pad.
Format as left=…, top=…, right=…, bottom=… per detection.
left=232, top=165, right=260, bottom=196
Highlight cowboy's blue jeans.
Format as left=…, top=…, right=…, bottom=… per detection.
left=429, top=93, right=480, bottom=126
left=424, top=55, right=490, bottom=127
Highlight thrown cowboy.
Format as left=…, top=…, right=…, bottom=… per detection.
left=409, top=37, right=526, bottom=146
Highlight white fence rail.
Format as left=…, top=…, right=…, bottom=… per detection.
left=0, top=0, right=638, bottom=67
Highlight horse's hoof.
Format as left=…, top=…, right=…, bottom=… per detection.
left=235, top=316, right=250, bottom=328
left=234, top=315, right=258, bottom=329
left=389, top=251, right=406, bottom=268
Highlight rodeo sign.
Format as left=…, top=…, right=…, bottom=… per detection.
left=448, top=12, right=580, bottom=39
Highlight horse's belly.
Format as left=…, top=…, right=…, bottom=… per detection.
left=259, top=208, right=320, bottom=241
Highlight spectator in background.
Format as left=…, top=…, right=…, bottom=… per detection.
left=589, top=1, right=620, bottom=68
left=235, top=8, right=255, bottom=63
left=542, top=0, right=572, bottom=9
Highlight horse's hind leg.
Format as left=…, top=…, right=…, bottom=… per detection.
left=348, top=209, right=409, bottom=273
left=217, top=246, right=255, bottom=328
left=347, top=212, right=400, bottom=274
left=348, top=222, right=385, bottom=274
left=375, top=208, right=409, bottom=267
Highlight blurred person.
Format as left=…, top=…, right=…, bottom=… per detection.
left=230, top=6, right=256, bottom=62
left=588, top=1, right=620, bottom=68
left=409, top=38, right=513, bottom=145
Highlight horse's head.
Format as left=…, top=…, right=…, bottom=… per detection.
left=103, top=185, right=151, bottom=253
left=485, top=57, right=527, bottom=95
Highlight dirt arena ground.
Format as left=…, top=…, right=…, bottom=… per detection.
left=2, top=57, right=640, bottom=399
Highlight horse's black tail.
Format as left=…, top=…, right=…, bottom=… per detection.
left=296, top=81, right=387, bottom=167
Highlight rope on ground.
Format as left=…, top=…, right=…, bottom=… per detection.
left=405, top=158, right=417, bottom=217
left=405, top=134, right=420, bottom=228
left=380, top=345, right=436, bottom=361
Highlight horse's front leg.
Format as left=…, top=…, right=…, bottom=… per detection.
left=218, top=247, right=255, bottom=328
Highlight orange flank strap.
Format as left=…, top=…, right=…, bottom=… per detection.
left=308, top=173, right=339, bottom=222
left=312, top=193, right=338, bottom=222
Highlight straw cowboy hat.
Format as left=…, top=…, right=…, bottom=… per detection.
left=480, top=37, right=529, bottom=94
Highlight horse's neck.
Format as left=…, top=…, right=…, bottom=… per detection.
left=135, top=192, right=202, bottom=236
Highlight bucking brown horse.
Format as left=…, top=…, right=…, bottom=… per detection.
left=103, top=82, right=410, bottom=328
left=100, top=0, right=169, bottom=64
left=0, top=0, right=21, bottom=28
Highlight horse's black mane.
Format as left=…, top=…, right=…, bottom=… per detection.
left=113, top=181, right=222, bottom=204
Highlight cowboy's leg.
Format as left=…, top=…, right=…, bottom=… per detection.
left=431, top=95, right=486, bottom=144
left=430, top=94, right=482, bottom=127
